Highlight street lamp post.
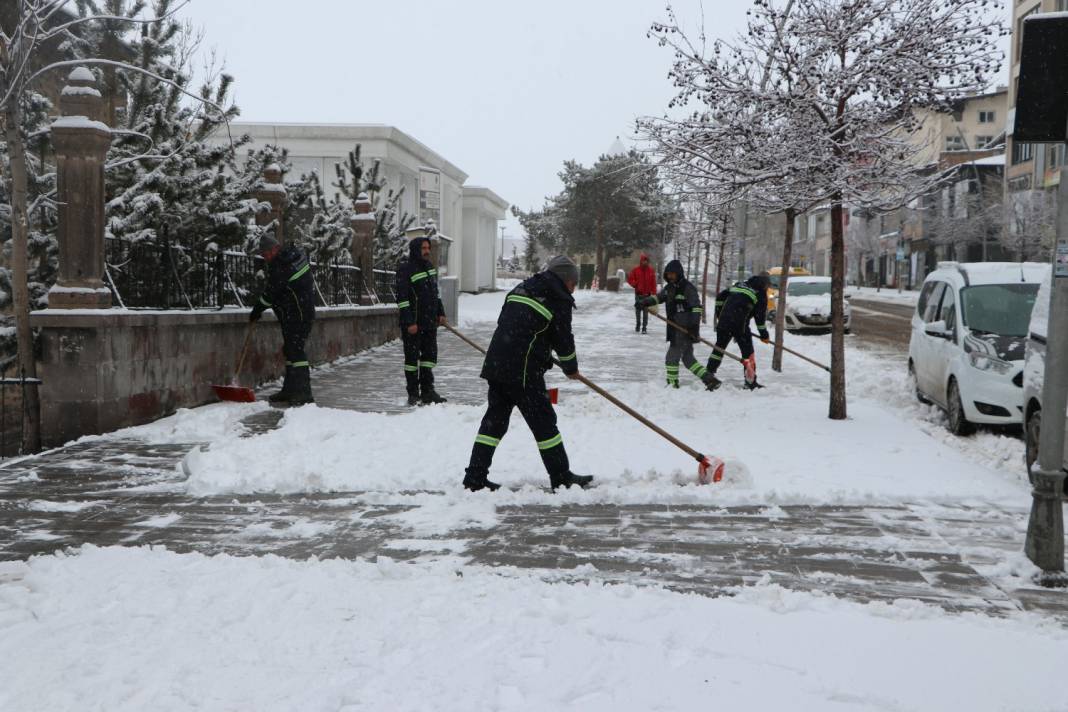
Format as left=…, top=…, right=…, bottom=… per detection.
left=500, top=226, right=506, bottom=268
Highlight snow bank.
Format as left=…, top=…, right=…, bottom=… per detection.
left=89, top=401, right=270, bottom=445
left=0, top=545, right=1062, bottom=712
left=848, top=286, right=920, bottom=306
left=180, top=378, right=1024, bottom=506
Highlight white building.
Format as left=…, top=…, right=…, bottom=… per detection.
left=214, top=122, right=506, bottom=292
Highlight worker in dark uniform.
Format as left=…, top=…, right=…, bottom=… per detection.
left=708, top=272, right=771, bottom=389
left=638, top=259, right=720, bottom=391
left=463, top=255, right=593, bottom=492
left=395, top=237, right=447, bottom=406
left=249, top=233, right=316, bottom=405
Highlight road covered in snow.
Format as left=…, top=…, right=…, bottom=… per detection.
left=1, top=288, right=1065, bottom=712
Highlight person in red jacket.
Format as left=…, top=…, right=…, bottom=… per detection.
left=627, top=253, right=657, bottom=333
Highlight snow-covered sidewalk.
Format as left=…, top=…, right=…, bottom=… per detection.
left=1, top=288, right=1064, bottom=712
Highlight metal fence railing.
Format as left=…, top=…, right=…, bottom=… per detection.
left=103, top=235, right=396, bottom=309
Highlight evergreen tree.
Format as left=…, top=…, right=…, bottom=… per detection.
left=332, top=145, right=415, bottom=268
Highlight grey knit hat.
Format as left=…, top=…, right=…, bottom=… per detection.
left=546, top=255, right=579, bottom=285
left=258, top=232, right=279, bottom=254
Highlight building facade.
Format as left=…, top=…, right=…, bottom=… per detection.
left=211, top=122, right=506, bottom=292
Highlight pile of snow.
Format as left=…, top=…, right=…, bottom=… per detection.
left=0, top=545, right=1063, bottom=712
left=94, top=401, right=270, bottom=445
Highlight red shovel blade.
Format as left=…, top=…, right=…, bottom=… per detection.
left=697, top=456, right=725, bottom=485
left=212, top=384, right=256, bottom=403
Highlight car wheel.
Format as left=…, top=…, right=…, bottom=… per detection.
left=908, top=361, right=930, bottom=404
left=946, top=378, right=975, bottom=436
left=1026, top=407, right=1041, bottom=483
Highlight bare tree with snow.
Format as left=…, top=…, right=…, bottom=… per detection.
left=642, top=0, right=1004, bottom=419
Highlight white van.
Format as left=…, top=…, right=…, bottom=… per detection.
left=908, top=262, right=1045, bottom=435
left=1023, top=270, right=1067, bottom=480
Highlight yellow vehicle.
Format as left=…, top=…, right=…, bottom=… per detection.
left=766, top=266, right=811, bottom=316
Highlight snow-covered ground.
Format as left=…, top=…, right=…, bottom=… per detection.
left=0, top=545, right=1064, bottom=712
left=848, top=285, right=921, bottom=306
left=2, top=287, right=1059, bottom=712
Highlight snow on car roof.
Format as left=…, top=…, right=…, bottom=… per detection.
left=931, top=262, right=1048, bottom=286
left=788, top=275, right=831, bottom=283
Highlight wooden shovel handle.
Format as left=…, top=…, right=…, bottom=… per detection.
left=235, top=321, right=254, bottom=376
left=647, top=310, right=745, bottom=364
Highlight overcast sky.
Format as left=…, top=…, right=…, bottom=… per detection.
left=179, top=0, right=751, bottom=245
left=180, top=0, right=1010, bottom=247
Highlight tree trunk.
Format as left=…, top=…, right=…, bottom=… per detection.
left=595, top=210, right=606, bottom=290
left=773, top=207, right=796, bottom=372
left=3, top=103, right=42, bottom=452
left=700, top=235, right=711, bottom=323
left=829, top=198, right=847, bottom=420
left=714, top=235, right=726, bottom=297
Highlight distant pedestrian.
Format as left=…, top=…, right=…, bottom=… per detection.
left=638, top=259, right=720, bottom=391
left=249, top=234, right=316, bottom=405
left=463, top=255, right=593, bottom=492
left=708, top=273, right=771, bottom=390
left=396, top=237, right=448, bottom=406
left=627, top=253, right=657, bottom=333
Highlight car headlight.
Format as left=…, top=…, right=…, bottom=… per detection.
left=968, top=351, right=1012, bottom=375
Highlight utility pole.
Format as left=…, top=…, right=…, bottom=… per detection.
left=1016, top=13, right=1068, bottom=585
left=499, top=226, right=506, bottom=268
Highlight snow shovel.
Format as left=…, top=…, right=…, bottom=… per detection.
left=212, top=322, right=256, bottom=403
left=751, top=332, right=831, bottom=373
left=443, top=322, right=725, bottom=483
left=647, top=310, right=744, bottom=364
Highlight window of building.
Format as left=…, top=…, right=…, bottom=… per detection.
left=1058, top=0, right=1068, bottom=11
left=1008, top=175, right=1033, bottom=192
left=1012, top=139, right=1034, bottom=165
left=975, top=135, right=994, bottom=148
left=1048, top=144, right=1067, bottom=171
left=978, top=110, right=996, bottom=124
left=945, top=135, right=965, bottom=151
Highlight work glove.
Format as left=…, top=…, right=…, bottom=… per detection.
left=758, top=328, right=770, bottom=343
left=249, top=306, right=264, bottom=322
left=638, top=296, right=656, bottom=309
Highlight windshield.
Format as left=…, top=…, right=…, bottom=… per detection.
left=788, top=281, right=831, bottom=297
left=959, top=283, right=1040, bottom=337
left=769, top=275, right=781, bottom=289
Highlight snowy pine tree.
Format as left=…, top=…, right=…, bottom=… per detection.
left=332, top=145, right=415, bottom=268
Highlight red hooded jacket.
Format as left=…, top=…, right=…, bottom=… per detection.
left=627, top=254, right=657, bottom=296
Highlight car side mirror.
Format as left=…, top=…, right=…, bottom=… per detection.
left=925, top=320, right=949, bottom=339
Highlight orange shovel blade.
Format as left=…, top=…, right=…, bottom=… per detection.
left=212, top=384, right=256, bottom=403
left=697, top=456, right=725, bottom=485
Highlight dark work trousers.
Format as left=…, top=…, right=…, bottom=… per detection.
left=403, top=327, right=439, bottom=396
left=665, top=337, right=710, bottom=386
left=466, top=380, right=570, bottom=480
left=280, top=319, right=314, bottom=367
left=707, top=327, right=754, bottom=374
left=634, top=297, right=649, bottom=330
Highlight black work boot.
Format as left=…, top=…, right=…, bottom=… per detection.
left=703, top=373, right=722, bottom=392
left=463, top=469, right=501, bottom=492
left=287, top=366, right=315, bottom=405
left=268, top=366, right=293, bottom=403
left=550, top=472, right=593, bottom=490
left=421, top=388, right=447, bottom=405
left=405, top=371, right=420, bottom=406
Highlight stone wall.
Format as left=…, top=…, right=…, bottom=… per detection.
left=31, top=306, right=397, bottom=447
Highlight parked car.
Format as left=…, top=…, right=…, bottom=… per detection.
left=1022, top=270, right=1068, bottom=481
left=908, top=261, right=1045, bottom=435
left=767, top=266, right=811, bottom=315
left=777, top=275, right=852, bottom=333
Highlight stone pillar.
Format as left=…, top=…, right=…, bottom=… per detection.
left=350, top=192, right=376, bottom=304
left=254, top=163, right=287, bottom=242
left=48, top=67, right=113, bottom=309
